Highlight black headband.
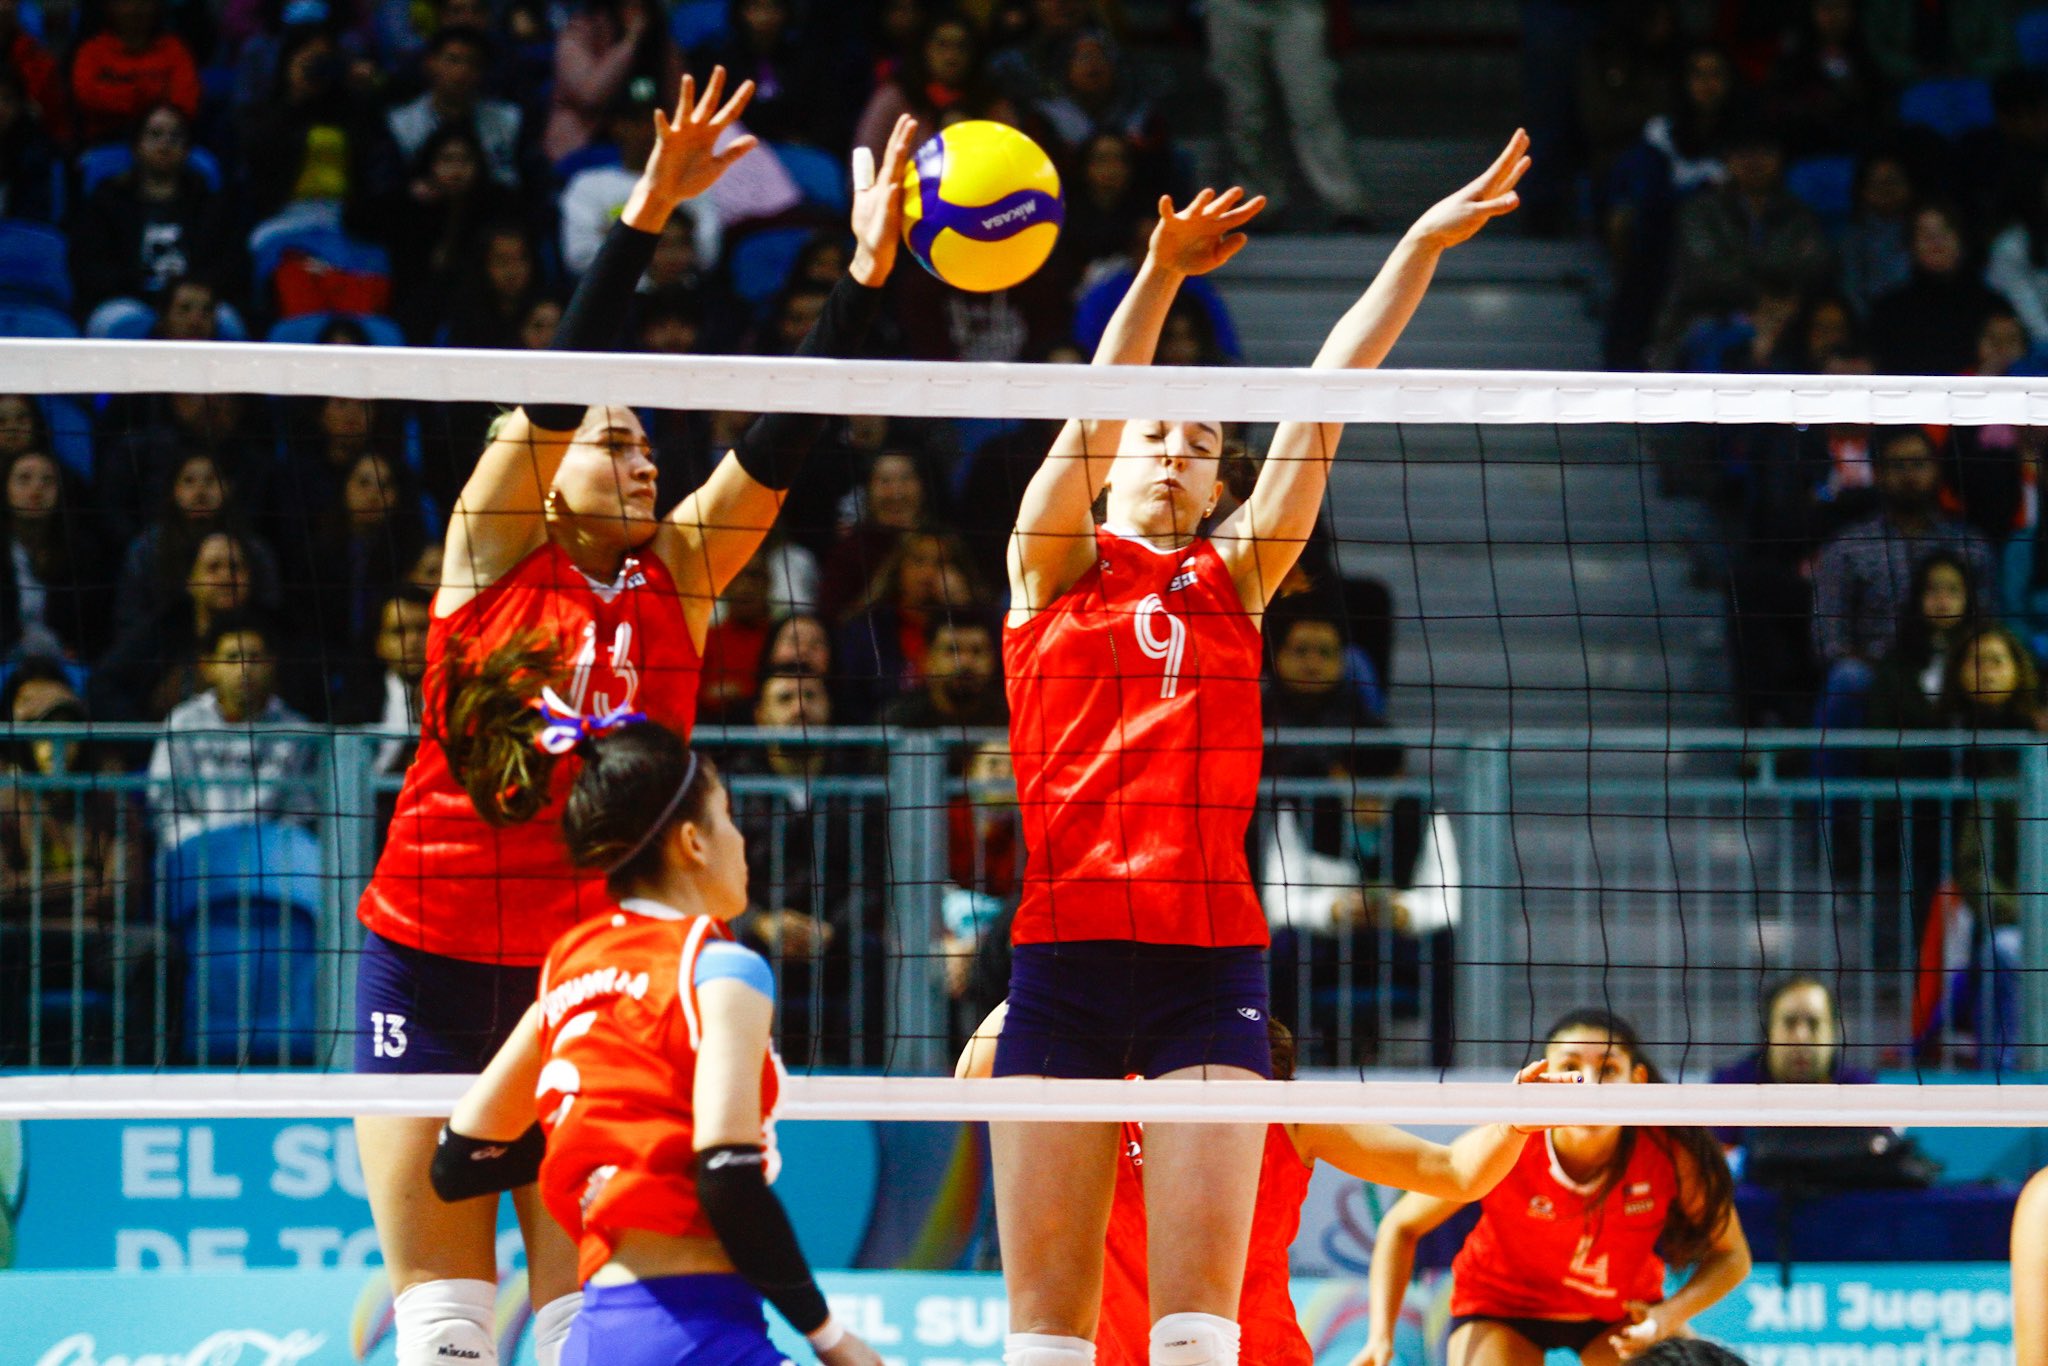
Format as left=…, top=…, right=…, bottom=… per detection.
left=604, top=750, right=702, bottom=877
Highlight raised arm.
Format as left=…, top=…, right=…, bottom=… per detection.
left=441, top=69, right=757, bottom=613
left=1216, top=131, right=1528, bottom=614
left=1294, top=1060, right=1549, bottom=1199
left=1006, top=188, right=1264, bottom=617
left=654, top=114, right=918, bottom=639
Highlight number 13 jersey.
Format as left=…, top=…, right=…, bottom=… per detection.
left=1004, top=526, right=1266, bottom=948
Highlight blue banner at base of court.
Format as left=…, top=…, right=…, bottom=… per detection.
left=0, top=1264, right=2016, bottom=1366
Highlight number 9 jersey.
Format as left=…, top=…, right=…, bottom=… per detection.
left=1003, top=526, right=1266, bottom=948
left=533, top=898, right=784, bottom=1286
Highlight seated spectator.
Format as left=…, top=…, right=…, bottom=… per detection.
left=543, top=0, right=679, bottom=162
left=1260, top=745, right=1458, bottom=1065
left=1767, top=0, right=1886, bottom=158
left=1943, top=624, right=2046, bottom=946
left=0, top=660, right=143, bottom=925
left=332, top=588, right=429, bottom=772
left=853, top=9, right=1004, bottom=157
left=1575, top=0, right=1679, bottom=194
left=1073, top=217, right=1241, bottom=360
left=1868, top=201, right=2006, bottom=375
left=296, top=449, right=430, bottom=660
left=239, top=22, right=396, bottom=223
left=941, top=737, right=1018, bottom=1006
left=1264, top=607, right=1385, bottom=752
left=364, top=122, right=523, bottom=341
left=879, top=613, right=1007, bottom=729
left=2, top=447, right=109, bottom=663
left=0, top=63, right=57, bottom=224
left=1987, top=169, right=2048, bottom=349
left=759, top=608, right=841, bottom=711
left=95, top=529, right=260, bottom=720
left=1948, top=309, right=2032, bottom=539
left=698, top=549, right=775, bottom=722
left=70, top=0, right=200, bottom=144
left=1839, top=151, right=1916, bottom=319
left=442, top=221, right=544, bottom=348
left=387, top=27, right=523, bottom=188
left=147, top=614, right=316, bottom=850
left=1711, top=976, right=1875, bottom=1106
left=836, top=528, right=986, bottom=720
left=1812, top=427, right=1995, bottom=730
left=0, top=0, right=67, bottom=138
left=73, top=105, right=233, bottom=331
left=96, top=389, right=279, bottom=541
left=820, top=447, right=929, bottom=619
left=558, top=83, right=659, bottom=276
left=1863, top=0, right=2015, bottom=85
left=1051, top=130, right=1149, bottom=288
left=727, top=664, right=882, bottom=1064
left=694, top=0, right=841, bottom=149
left=1869, top=549, right=1979, bottom=734
left=1033, top=29, right=1166, bottom=177
left=1655, top=117, right=1836, bottom=366
left=113, top=450, right=283, bottom=644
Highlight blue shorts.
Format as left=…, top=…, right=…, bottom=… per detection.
left=564, top=1274, right=792, bottom=1366
left=352, top=931, right=538, bottom=1074
left=992, top=941, right=1274, bottom=1080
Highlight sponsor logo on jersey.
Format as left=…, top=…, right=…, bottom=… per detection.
left=1625, top=1198, right=1656, bottom=1216
left=542, top=964, right=652, bottom=1027
left=1168, top=563, right=1199, bottom=593
left=1628, top=1181, right=1651, bottom=1196
left=1527, top=1195, right=1555, bottom=1220
left=1238, top=1007, right=1262, bottom=1020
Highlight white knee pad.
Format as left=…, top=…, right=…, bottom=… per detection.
left=393, top=1278, right=498, bottom=1366
left=1004, top=1333, right=1095, bottom=1366
left=531, top=1292, right=583, bottom=1366
left=1150, top=1312, right=1240, bottom=1366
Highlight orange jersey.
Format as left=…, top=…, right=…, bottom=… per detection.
left=1451, top=1133, right=1680, bottom=1321
left=1004, top=528, right=1266, bottom=948
left=1098, top=1122, right=1313, bottom=1366
left=360, top=543, right=702, bottom=965
left=534, top=899, right=782, bottom=1284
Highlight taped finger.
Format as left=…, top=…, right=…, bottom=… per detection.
left=852, top=146, right=876, bottom=192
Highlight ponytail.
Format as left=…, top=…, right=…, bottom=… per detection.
left=439, top=632, right=566, bottom=826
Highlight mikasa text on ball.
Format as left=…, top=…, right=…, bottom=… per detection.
left=901, top=121, right=1064, bottom=293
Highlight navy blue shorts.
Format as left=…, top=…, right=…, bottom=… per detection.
left=992, top=941, right=1273, bottom=1080
left=352, top=931, right=538, bottom=1074
left=564, top=1274, right=791, bottom=1366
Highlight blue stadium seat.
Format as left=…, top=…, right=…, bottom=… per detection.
left=77, top=142, right=225, bottom=196
left=38, top=395, right=94, bottom=481
left=1785, top=153, right=1857, bottom=227
left=727, top=225, right=816, bottom=308
left=670, top=0, right=728, bottom=50
left=1899, top=76, right=1996, bottom=139
left=0, top=221, right=70, bottom=311
left=775, top=142, right=848, bottom=210
left=266, top=311, right=407, bottom=346
left=553, top=142, right=619, bottom=186
left=159, top=822, right=325, bottom=1065
left=0, top=302, right=77, bottom=339
left=2022, top=9, right=2048, bottom=68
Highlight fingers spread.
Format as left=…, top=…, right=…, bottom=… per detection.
left=672, top=74, right=695, bottom=129
left=696, top=65, right=727, bottom=120
left=715, top=78, right=756, bottom=125
left=1219, top=194, right=1267, bottom=227
left=715, top=134, right=760, bottom=168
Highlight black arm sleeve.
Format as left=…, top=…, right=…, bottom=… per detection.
left=696, top=1143, right=831, bottom=1334
left=525, top=219, right=663, bottom=432
left=729, top=274, right=886, bottom=490
left=429, top=1123, right=546, bottom=1202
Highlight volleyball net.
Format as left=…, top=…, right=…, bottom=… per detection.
left=4, top=338, right=2047, bottom=1126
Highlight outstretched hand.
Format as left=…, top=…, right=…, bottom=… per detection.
left=851, top=114, right=919, bottom=287
left=626, top=67, right=757, bottom=228
left=1148, top=186, right=1266, bottom=277
left=1406, top=128, right=1529, bottom=252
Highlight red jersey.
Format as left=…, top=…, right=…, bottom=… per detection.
left=1098, top=1123, right=1312, bottom=1366
left=534, top=900, right=783, bottom=1285
left=1004, top=528, right=1265, bottom=947
left=359, top=543, right=702, bottom=964
left=1451, top=1132, right=1680, bottom=1321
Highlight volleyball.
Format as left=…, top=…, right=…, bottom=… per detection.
left=900, top=120, right=1064, bottom=293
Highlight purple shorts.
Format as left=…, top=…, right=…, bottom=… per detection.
left=992, top=940, right=1274, bottom=1080
left=352, top=931, right=538, bottom=1074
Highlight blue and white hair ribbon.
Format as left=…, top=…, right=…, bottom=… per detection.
left=532, top=686, right=646, bottom=755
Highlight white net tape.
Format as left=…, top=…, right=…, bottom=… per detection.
left=2, top=1075, right=2043, bottom=1127
left=7, top=338, right=2048, bottom=424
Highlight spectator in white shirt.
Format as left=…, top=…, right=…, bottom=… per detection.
left=148, top=615, right=317, bottom=850
left=386, top=27, right=524, bottom=188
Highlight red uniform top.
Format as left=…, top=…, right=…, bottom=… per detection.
left=1098, top=1122, right=1313, bottom=1366
left=1451, top=1132, right=1681, bottom=1321
left=359, top=543, right=701, bottom=964
left=534, top=900, right=783, bottom=1285
left=1004, top=528, right=1265, bottom=947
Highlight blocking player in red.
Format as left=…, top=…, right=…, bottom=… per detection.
left=1357, top=1011, right=1750, bottom=1366
left=431, top=719, right=884, bottom=1366
left=992, top=133, right=1530, bottom=1366
left=352, top=74, right=919, bottom=1366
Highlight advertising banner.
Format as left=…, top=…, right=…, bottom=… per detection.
left=0, top=1264, right=2018, bottom=1366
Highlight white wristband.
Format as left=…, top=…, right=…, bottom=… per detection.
left=809, top=1318, right=846, bottom=1353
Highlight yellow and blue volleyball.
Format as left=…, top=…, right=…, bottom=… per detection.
left=901, top=121, right=1063, bottom=293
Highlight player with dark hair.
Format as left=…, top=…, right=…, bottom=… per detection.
left=992, top=135, right=1529, bottom=1366
left=350, top=69, right=920, bottom=1366
left=1356, top=1010, right=1750, bottom=1366
left=431, top=719, right=884, bottom=1366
